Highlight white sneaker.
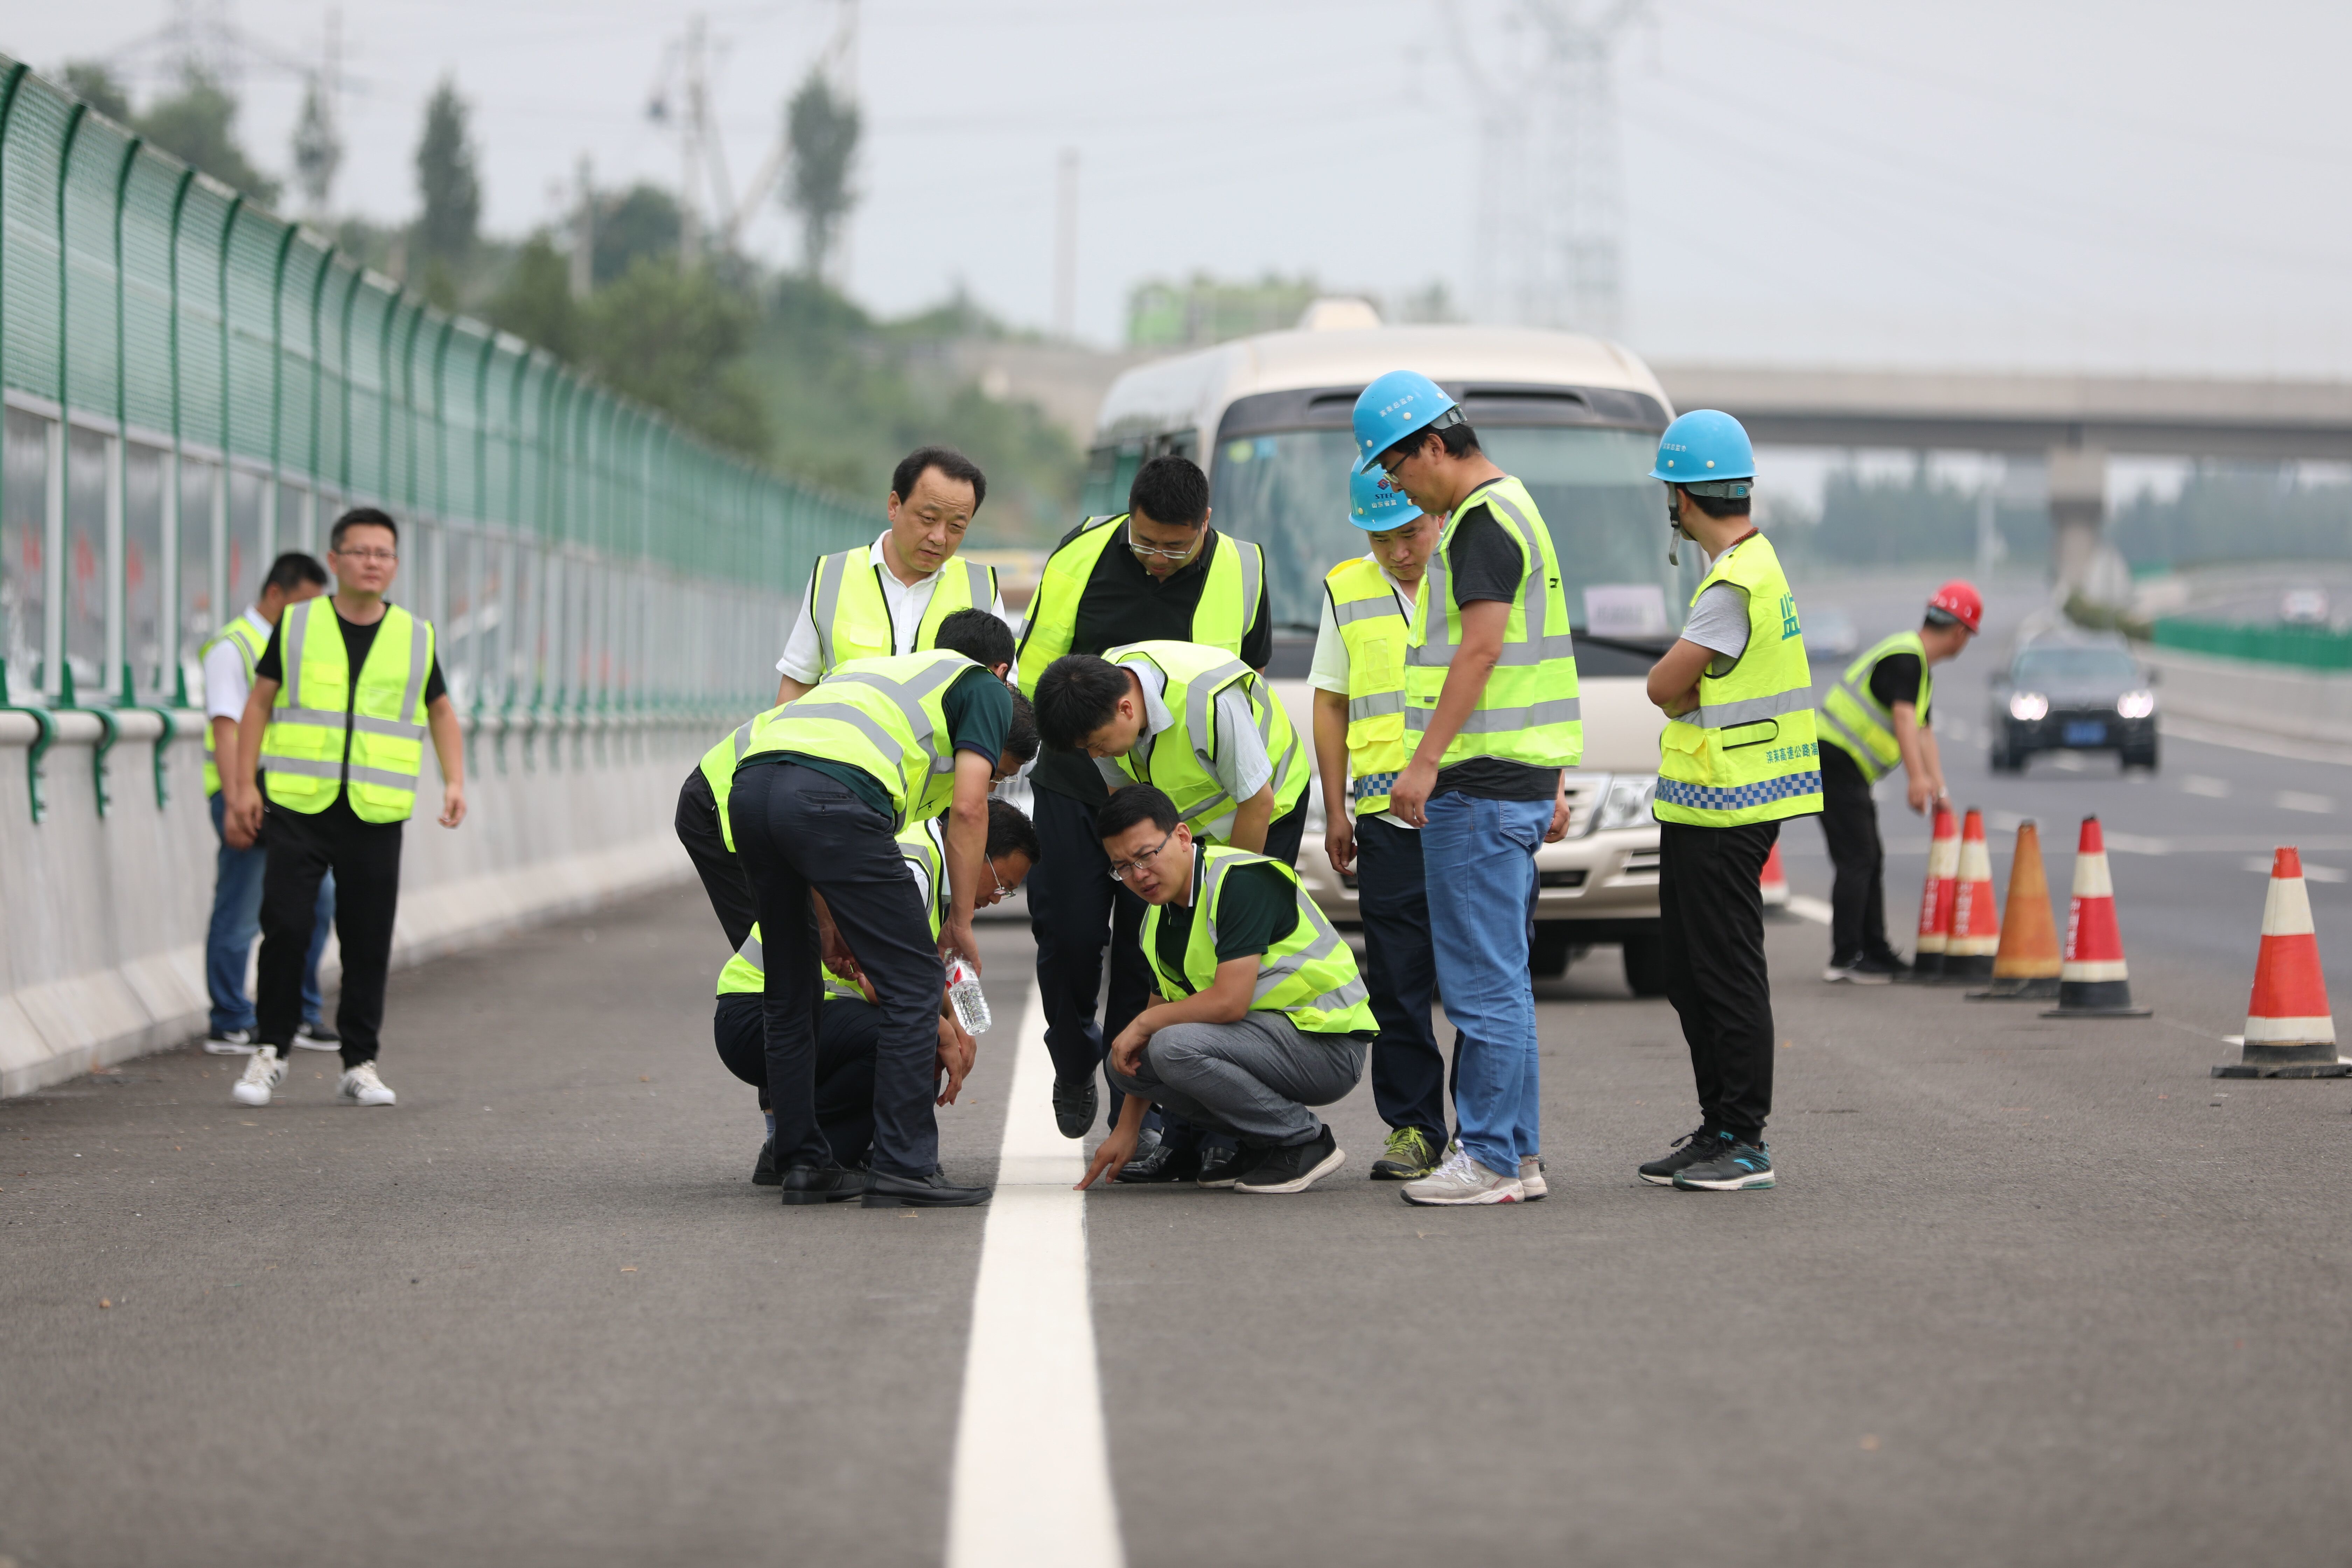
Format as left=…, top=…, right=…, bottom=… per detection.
left=1519, top=1155, right=1548, bottom=1201
left=337, top=1060, right=397, bottom=1107
left=1400, top=1146, right=1525, bottom=1206
left=232, top=1046, right=286, bottom=1106
left=205, top=1028, right=258, bottom=1056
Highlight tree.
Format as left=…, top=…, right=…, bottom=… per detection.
left=783, top=68, right=860, bottom=278
left=291, top=75, right=342, bottom=214
left=415, top=78, right=481, bottom=270
left=581, top=258, right=767, bottom=458
left=137, top=66, right=280, bottom=205
left=61, top=62, right=132, bottom=123
left=486, top=234, right=581, bottom=363
left=593, top=184, right=682, bottom=287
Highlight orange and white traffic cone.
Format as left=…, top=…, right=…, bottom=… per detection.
left=1759, top=841, right=1790, bottom=909
left=1967, top=820, right=2063, bottom=1001
left=2042, top=815, right=2151, bottom=1018
left=1942, top=808, right=2001, bottom=982
left=2214, top=847, right=2351, bottom=1078
left=1911, top=800, right=1958, bottom=978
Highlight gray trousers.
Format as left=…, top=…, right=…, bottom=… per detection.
left=1108, top=1013, right=1366, bottom=1148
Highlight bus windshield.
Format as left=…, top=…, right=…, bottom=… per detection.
left=1208, top=425, right=1680, bottom=635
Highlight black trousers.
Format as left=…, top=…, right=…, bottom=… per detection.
left=676, top=764, right=756, bottom=951
left=1658, top=819, right=1779, bottom=1145
left=713, top=993, right=883, bottom=1165
left=255, top=799, right=401, bottom=1069
left=1356, top=815, right=1450, bottom=1145
left=1816, top=744, right=1897, bottom=964
left=730, top=761, right=944, bottom=1179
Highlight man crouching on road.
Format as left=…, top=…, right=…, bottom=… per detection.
left=1076, top=785, right=1374, bottom=1196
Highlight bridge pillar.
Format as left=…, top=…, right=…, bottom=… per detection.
left=2046, top=444, right=2107, bottom=590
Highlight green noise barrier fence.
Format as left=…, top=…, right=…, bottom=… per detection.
left=0, top=55, right=868, bottom=728
left=2148, top=617, right=2352, bottom=672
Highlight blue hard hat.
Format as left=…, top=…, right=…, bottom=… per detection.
left=1348, top=467, right=1424, bottom=532
left=1649, top=409, right=1756, bottom=487
left=1351, top=370, right=1458, bottom=474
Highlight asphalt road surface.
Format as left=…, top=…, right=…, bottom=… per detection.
left=7, top=859, right=2348, bottom=1566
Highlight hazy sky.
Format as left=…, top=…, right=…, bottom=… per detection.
left=10, top=0, right=2352, bottom=378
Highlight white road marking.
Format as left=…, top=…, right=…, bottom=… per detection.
left=2277, top=791, right=2334, bottom=814
left=2163, top=713, right=2352, bottom=766
left=1786, top=894, right=1834, bottom=925
left=2181, top=775, right=2231, bottom=799
left=2051, top=752, right=2088, bottom=772
left=945, top=982, right=1124, bottom=1568
left=2246, top=856, right=2347, bottom=883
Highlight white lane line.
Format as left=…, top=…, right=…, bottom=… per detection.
left=1785, top=894, right=1833, bottom=925
left=2277, top=790, right=2334, bottom=814
left=2244, top=856, right=2348, bottom=883
left=2163, top=713, right=2352, bottom=766
left=945, top=981, right=1123, bottom=1568
left=2181, top=775, right=2232, bottom=799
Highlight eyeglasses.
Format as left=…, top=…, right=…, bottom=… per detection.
left=1125, top=522, right=1198, bottom=563
left=334, top=547, right=398, bottom=563
left=1105, top=829, right=1176, bottom=883
left=990, top=860, right=1018, bottom=901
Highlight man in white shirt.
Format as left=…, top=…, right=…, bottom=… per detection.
left=1309, top=473, right=1452, bottom=1181
left=200, top=552, right=339, bottom=1055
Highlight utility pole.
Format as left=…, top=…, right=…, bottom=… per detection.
left=1453, top=0, right=1646, bottom=337
left=1053, top=147, right=1078, bottom=341
left=570, top=155, right=594, bottom=300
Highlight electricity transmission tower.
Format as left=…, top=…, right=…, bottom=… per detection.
left=1451, top=0, right=1647, bottom=338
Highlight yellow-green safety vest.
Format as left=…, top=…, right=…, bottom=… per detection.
left=1814, top=631, right=1932, bottom=785
left=199, top=613, right=269, bottom=796
left=717, top=819, right=948, bottom=1001
left=1099, top=639, right=1308, bottom=844
left=1016, top=515, right=1265, bottom=697
left=258, top=597, right=436, bottom=824
left=1405, top=475, right=1582, bottom=771
left=1324, top=556, right=1412, bottom=818
left=805, top=545, right=997, bottom=672
left=1142, top=846, right=1376, bottom=1036
left=726, top=649, right=978, bottom=845
left=1653, top=532, right=1823, bottom=826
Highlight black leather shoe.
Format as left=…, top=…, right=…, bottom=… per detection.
left=752, top=1140, right=780, bottom=1186
left=779, top=1165, right=870, bottom=1205
left=1196, top=1143, right=1272, bottom=1189
left=1113, top=1139, right=1202, bottom=1184
left=1051, top=1077, right=1099, bottom=1140
left=861, top=1170, right=991, bottom=1208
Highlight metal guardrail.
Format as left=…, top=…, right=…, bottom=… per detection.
left=0, top=55, right=868, bottom=822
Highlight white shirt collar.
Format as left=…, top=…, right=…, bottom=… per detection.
left=1119, top=657, right=1176, bottom=739
left=241, top=606, right=272, bottom=636
left=868, top=530, right=943, bottom=588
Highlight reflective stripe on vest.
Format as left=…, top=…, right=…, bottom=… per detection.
left=199, top=615, right=269, bottom=795
left=716, top=820, right=949, bottom=999
left=1140, top=846, right=1376, bottom=1036
left=1652, top=533, right=1823, bottom=827
left=1815, top=631, right=1933, bottom=784
left=1325, top=556, right=1411, bottom=816
left=259, top=598, right=434, bottom=823
left=808, top=547, right=997, bottom=672
left=742, top=650, right=974, bottom=830
left=1016, top=516, right=1264, bottom=696
left=1102, top=640, right=1309, bottom=844
left=1404, top=475, right=1582, bottom=770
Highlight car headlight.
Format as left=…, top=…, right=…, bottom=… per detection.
left=1593, top=774, right=1657, bottom=832
left=2009, top=692, right=2049, bottom=721
left=2116, top=690, right=2155, bottom=720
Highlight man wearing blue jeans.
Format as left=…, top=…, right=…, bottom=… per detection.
left=1353, top=372, right=1579, bottom=1206
left=201, top=552, right=338, bottom=1055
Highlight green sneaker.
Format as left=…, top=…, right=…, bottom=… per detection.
left=1370, top=1126, right=1440, bottom=1181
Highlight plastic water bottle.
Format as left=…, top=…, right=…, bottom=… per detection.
left=946, top=957, right=993, bottom=1036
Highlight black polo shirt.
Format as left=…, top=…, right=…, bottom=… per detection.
left=1030, top=521, right=1274, bottom=804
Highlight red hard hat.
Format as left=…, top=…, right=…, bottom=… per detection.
left=1927, top=579, right=1983, bottom=634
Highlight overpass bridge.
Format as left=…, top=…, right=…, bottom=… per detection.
left=1650, top=364, right=2352, bottom=583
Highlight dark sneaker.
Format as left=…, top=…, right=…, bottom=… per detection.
left=1370, top=1126, right=1441, bottom=1181
left=1674, top=1139, right=1775, bottom=1191
left=861, top=1169, right=991, bottom=1208
left=752, top=1140, right=780, bottom=1186
left=292, top=1020, right=341, bottom=1050
left=1052, top=1076, right=1098, bottom=1140
left=1236, top=1127, right=1345, bottom=1195
left=1196, top=1143, right=1273, bottom=1190
left=1115, top=1139, right=1202, bottom=1184
left=1638, top=1127, right=1716, bottom=1187
left=779, top=1165, right=870, bottom=1205
left=1841, top=954, right=1900, bottom=986
left=203, top=1027, right=258, bottom=1056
